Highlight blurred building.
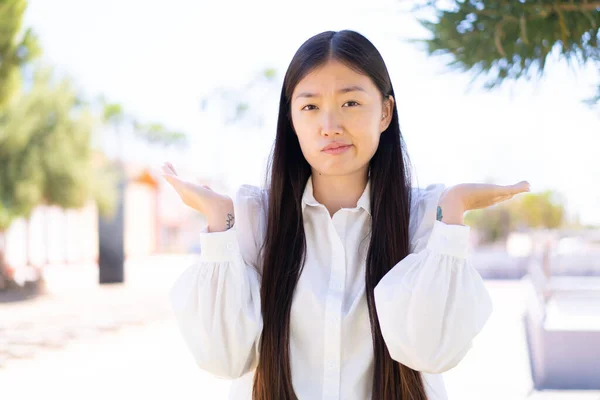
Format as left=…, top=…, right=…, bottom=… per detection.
left=471, top=226, right=600, bottom=280
left=3, top=162, right=222, bottom=287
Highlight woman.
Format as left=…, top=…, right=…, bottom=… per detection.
left=164, top=30, right=530, bottom=400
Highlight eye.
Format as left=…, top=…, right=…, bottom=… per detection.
left=301, top=104, right=318, bottom=111
left=343, top=101, right=360, bottom=107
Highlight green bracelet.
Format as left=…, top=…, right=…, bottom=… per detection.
left=436, top=206, right=443, bottom=222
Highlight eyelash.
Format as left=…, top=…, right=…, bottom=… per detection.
left=301, top=101, right=360, bottom=111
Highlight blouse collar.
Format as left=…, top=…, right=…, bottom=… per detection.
left=301, top=175, right=371, bottom=216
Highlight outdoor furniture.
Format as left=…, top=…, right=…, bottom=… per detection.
left=524, top=244, right=600, bottom=389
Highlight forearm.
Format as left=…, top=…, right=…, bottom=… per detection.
left=437, top=190, right=465, bottom=226
left=207, top=200, right=235, bottom=232
left=208, top=212, right=235, bottom=233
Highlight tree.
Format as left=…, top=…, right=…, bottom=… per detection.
left=200, top=67, right=279, bottom=127
left=0, top=0, right=188, bottom=287
left=99, top=98, right=188, bottom=160
left=0, top=0, right=41, bottom=108
left=133, top=121, right=187, bottom=147
left=517, top=190, right=566, bottom=229
left=465, top=189, right=567, bottom=243
left=95, top=99, right=188, bottom=284
left=411, top=0, right=600, bottom=106
left=0, top=0, right=189, bottom=287
left=0, top=78, right=191, bottom=287
left=197, top=67, right=279, bottom=185
left=93, top=99, right=187, bottom=219
left=0, top=69, right=102, bottom=288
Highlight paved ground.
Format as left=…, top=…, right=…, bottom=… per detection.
left=0, top=255, right=186, bottom=368
left=2, top=319, right=230, bottom=399
left=443, top=280, right=600, bottom=400
left=1, top=255, right=599, bottom=400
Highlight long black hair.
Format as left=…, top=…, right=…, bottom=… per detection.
left=253, top=30, right=426, bottom=400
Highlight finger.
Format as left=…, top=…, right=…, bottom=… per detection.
left=162, top=162, right=177, bottom=176
left=495, top=194, right=514, bottom=203
left=161, top=173, right=183, bottom=188
left=494, top=181, right=529, bottom=196
left=511, top=181, right=531, bottom=194
left=486, top=184, right=510, bottom=198
left=161, top=165, right=172, bottom=175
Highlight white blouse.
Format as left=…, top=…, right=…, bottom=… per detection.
left=169, top=175, right=493, bottom=400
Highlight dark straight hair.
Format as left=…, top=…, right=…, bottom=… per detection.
left=252, top=30, right=426, bottom=400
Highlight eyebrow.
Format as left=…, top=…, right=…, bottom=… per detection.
left=294, top=85, right=367, bottom=100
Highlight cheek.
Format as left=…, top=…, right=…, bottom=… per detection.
left=296, top=135, right=313, bottom=157
left=291, top=111, right=307, bottom=135
left=293, top=126, right=320, bottom=164
left=293, top=122, right=313, bottom=147
left=292, top=115, right=317, bottom=148
left=348, top=114, right=381, bottom=149
left=291, top=110, right=381, bottom=155
left=355, top=134, right=381, bottom=162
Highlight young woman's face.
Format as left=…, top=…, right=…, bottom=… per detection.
left=290, top=59, right=393, bottom=178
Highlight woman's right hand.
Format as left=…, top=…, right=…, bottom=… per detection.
left=161, top=162, right=235, bottom=232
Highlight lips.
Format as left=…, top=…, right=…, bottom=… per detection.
left=322, top=142, right=351, bottom=151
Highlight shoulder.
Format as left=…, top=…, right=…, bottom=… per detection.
left=235, top=184, right=268, bottom=211
left=233, top=184, right=269, bottom=267
left=233, top=183, right=269, bottom=228
left=410, top=184, right=446, bottom=215
left=409, top=183, right=447, bottom=251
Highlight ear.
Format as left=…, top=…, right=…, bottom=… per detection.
left=379, top=95, right=394, bottom=132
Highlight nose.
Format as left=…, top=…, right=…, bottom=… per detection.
left=320, top=109, right=342, bottom=136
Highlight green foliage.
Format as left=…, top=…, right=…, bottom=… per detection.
left=465, top=205, right=512, bottom=243
left=413, top=0, right=600, bottom=104
left=0, top=0, right=185, bottom=235
left=133, top=121, right=187, bottom=147
left=98, top=98, right=187, bottom=148
left=0, top=69, right=102, bottom=230
left=93, top=100, right=188, bottom=215
left=0, top=0, right=41, bottom=108
left=518, top=190, right=566, bottom=228
left=90, top=153, right=120, bottom=219
left=200, top=67, right=280, bottom=126
left=263, top=68, right=277, bottom=80
left=103, top=102, right=125, bottom=125
left=464, top=189, right=567, bottom=242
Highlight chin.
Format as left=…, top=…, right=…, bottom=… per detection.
left=313, top=163, right=365, bottom=177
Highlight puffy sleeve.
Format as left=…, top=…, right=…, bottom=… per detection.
left=373, top=183, right=493, bottom=374
left=169, top=184, right=267, bottom=379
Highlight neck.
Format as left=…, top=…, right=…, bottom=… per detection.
left=311, top=168, right=368, bottom=217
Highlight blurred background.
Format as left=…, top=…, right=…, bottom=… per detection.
left=1, top=0, right=599, bottom=399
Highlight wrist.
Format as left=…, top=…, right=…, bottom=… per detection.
left=207, top=208, right=235, bottom=233
left=437, top=190, right=465, bottom=226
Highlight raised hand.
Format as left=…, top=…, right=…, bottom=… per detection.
left=161, top=162, right=235, bottom=232
left=448, top=181, right=531, bottom=212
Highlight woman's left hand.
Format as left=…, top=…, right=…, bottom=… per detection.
left=444, top=181, right=531, bottom=212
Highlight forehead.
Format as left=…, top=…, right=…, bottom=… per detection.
left=292, top=60, right=377, bottom=96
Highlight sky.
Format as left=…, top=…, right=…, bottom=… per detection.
left=25, top=0, right=600, bottom=225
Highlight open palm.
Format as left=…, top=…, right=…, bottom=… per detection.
left=449, top=181, right=531, bottom=211
left=160, top=162, right=233, bottom=218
